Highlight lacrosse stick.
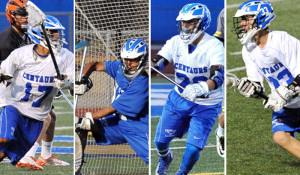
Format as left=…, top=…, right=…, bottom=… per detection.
left=26, top=1, right=63, bottom=80
left=151, top=66, right=184, bottom=90
left=75, top=132, right=83, bottom=174
left=26, top=2, right=74, bottom=108
left=75, top=40, right=90, bottom=108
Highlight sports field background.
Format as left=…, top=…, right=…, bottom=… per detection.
left=151, top=78, right=224, bottom=175
left=227, top=0, right=300, bottom=174
left=0, top=90, right=74, bottom=175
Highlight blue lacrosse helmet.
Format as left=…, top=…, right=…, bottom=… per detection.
left=176, top=3, right=211, bottom=44
left=120, top=38, right=148, bottom=80
left=233, top=0, right=275, bottom=44
left=27, top=15, right=67, bottom=53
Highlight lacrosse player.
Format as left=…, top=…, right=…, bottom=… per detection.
left=152, top=3, right=224, bottom=175
left=75, top=38, right=149, bottom=165
left=233, top=0, right=300, bottom=158
left=0, top=14, right=74, bottom=169
left=1, top=0, right=71, bottom=169
left=0, top=0, right=30, bottom=62
left=214, top=8, right=225, bottom=158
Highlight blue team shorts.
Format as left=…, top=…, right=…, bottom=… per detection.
left=272, top=108, right=300, bottom=135
left=155, top=89, right=222, bottom=150
left=0, top=106, right=43, bottom=165
left=93, top=114, right=149, bottom=164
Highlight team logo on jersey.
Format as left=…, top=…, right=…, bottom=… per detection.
left=174, top=63, right=208, bottom=74
left=23, top=72, right=55, bottom=83
left=165, top=129, right=176, bottom=137
left=261, top=62, right=284, bottom=74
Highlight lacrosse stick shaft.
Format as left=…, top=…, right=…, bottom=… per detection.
left=75, top=44, right=89, bottom=108
left=60, top=90, right=74, bottom=110
left=151, top=66, right=184, bottom=90
left=41, top=24, right=63, bottom=80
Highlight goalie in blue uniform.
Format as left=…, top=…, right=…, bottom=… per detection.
left=75, top=38, right=149, bottom=165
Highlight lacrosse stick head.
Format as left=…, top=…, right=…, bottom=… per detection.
left=27, top=15, right=67, bottom=54
left=226, top=72, right=240, bottom=88
left=120, top=38, right=148, bottom=80
left=176, top=3, right=211, bottom=44
left=233, top=0, right=275, bottom=44
left=25, top=1, right=46, bottom=28
left=6, top=0, right=28, bottom=32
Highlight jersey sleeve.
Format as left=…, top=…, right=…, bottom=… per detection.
left=278, top=32, right=300, bottom=77
left=104, top=61, right=122, bottom=79
left=207, top=39, right=224, bottom=66
left=0, top=49, right=20, bottom=76
left=242, top=47, right=264, bottom=82
left=157, top=37, right=176, bottom=63
left=111, top=78, right=148, bottom=118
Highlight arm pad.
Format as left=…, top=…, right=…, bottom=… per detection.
left=209, top=65, right=224, bottom=89
left=152, top=55, right=169, bottom=71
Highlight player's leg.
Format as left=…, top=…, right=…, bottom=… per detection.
left=0, top=106, right=43, bottom=168
left=17, top=114, right=51, bottom=170
left=215, top=112, right=225, bottom=157
left=155, top=91, right=190, bottom=175
left=272, top=108, right=300, bottom=158
left=0, top=106, right=21, bottom=163
left=176, top=102, right=221, bottom=174
left=273, top=131, right=300, bottom=158
left=120, top=120, right=149, bottom=164
left=37, top=109, right=70, bottom=166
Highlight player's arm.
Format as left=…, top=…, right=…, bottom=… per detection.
left=152, top=54, right=169, bottom=71
left=74, top=62, right=104, bottom=95
left=181, top=64, right=224, bottom=102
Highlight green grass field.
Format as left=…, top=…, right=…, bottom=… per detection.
left=227, top=0, right=300, bottom=174
left=151, top=78, right=224, bottom=175
left=0, top=90, right=74, bottom=175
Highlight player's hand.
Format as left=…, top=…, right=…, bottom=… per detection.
left=75, top=75, right=93, bottom=95
left=0, top=70, right=13, bottom=84
left=263, top=86, right=293, bottom=112
left=181, top=81, right=209, bottom=102
left=54, top=73, right=73, bottom=90
left=237, top=78, right=265, bottom=98
left=75, top=112, right=94, bottom=130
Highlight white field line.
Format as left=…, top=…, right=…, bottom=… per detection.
left=227, top=66, right=246, bottom=73
left=230, top=51, right=242, bottom=56
left=55, top=126, right=73, bottom=130
left=56, top=111, right=73, bottom=115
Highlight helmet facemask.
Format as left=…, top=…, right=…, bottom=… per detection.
left=177, top=18, right=203, bottom=44
left=27, top=15, right=67, bottom=54
left=233, top=15, right=259, bottom=44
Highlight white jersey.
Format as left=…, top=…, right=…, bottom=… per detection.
left=158, top=33, right=224, bottom=105
left=0, top=44, right=74, bottom=121
left=242, top=31, right=300, bottom=108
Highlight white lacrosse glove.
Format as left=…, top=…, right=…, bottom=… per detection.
left=237, top=78, right=265, bottom=98
left=75, top=112, right=94, bottom=130
left=54, top=73, right=74, bottom=90
left=263, top=86, right=293, bottom=112
left=181, top=81, right=209, bottom=102
left=75, top=75, right=93, bottom=95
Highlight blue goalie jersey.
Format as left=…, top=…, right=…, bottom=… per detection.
left=105, top=60, right=149, bottom=125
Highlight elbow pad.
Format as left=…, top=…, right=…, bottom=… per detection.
left=152, top=55, right=169, bottom=71
left=209, top=65, right=224, bottom=89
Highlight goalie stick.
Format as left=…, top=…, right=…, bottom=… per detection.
left=75, top=40, right=90, bottom=108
